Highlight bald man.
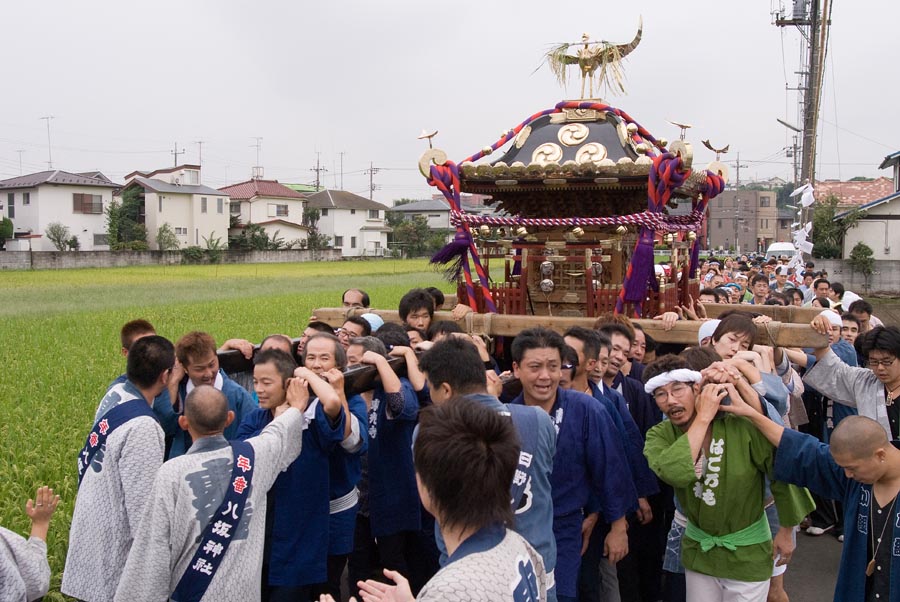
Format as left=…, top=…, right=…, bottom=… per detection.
left=721, top=394, right=900, bottom=602
left=115, top=384, right=310, bottom=602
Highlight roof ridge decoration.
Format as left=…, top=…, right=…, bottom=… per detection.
left=420, top=100, right=728, bottom=316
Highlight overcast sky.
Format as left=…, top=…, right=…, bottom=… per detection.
left=2, top=0, right=896, bottom=205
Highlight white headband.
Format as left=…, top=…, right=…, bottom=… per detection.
left=644, top=369, right=703, bottom=395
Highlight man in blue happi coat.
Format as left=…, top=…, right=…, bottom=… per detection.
left=509, top=327, right=637, bottom=602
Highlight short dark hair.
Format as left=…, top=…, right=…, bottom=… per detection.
left=841, top=313, right=861, bottom=328
left=595, top=330, right=612, bottom=353
left=788, top=288, right=804, bottom=304
left=343, top=315, right=372, bottom=337
left=764, top=294, right=787, bottom=306
left=120, top=319, right=155, bottom=351
left=418, top=337, right=487, bottom=395
left=343, top=288, right=370, bottom=307
left=404, top=324, right=427, bottom=339
left=814, top=296, right=831, bottom=308
left=561, top=344, right=579, bottom=371
left=253, top=348, right=297, bottom=381
left=563, top=326, right=602, bottom=362
left=399, top=288, right=435, bottom=322
left=305, top=320, right=336, bottom=334
left=598, top=322, right=635, bottom=346
left=414, top=398, right=518, bottom=532
left=711, top=313, right=756, bottom=350
left=375, top=323, right=411, bottom=348
left=183, top=386, right=229, bottom=435
left=424, top=286, right=446, bottom=309
left=349, top=335, right=388, bottom=358
left=813, top=278, right=831, bottom=290
left=679, top=346, right=722, bottom=370
left=699, top=288, right=722, bottom=303
left=127, top=335, right=175, bottom=388
left=831, top=282, right=845, bottom=297
left=750, top=274, right=769, bottom=287
left=175, top=331, right=217, bottom=365
left=511, top=327, right=567, bottom=364
left=859, top=326, right=900, bottom=360
left=261, top=334, right=293, bottom=353
left=642, top=354, right=689, bottom=385
left=848, top=299, right=874, bottom=316
left=428, top=320, right=463, bottom=340
left=304, top=333, right=347, bottom=370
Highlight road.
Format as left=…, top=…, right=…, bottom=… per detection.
left=784, top=530, right=842, bottom=601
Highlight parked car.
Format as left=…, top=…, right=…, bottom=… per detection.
left=765, top=242, right=798, bottom=261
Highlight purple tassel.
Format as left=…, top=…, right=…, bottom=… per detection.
left=622, top=228, right=657, bottom=303
left=430, top=230, right=472, bottom=281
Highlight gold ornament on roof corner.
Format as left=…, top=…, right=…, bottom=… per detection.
left=702, top=140, right=730, bottom=161
left=541, top=17, right=643, bottom=99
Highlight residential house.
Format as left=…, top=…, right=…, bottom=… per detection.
left=815, top=177, right=894, bottom=210
left=219, top=179, right=309, bottom=245
left=706, top=190, right=778, bottom=254
left=836, top=152, right=900, bottom=260
left=305, top=189, right=391, bottom=257
left=0, top=170, right=119, bottom=251
left=391, top=198, right=452, bottom=230
left=121, top=164, right=229, bottom=249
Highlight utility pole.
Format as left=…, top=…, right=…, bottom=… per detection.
left=171, top=142, right=185, bottom=166
left=310, top=152, right=329, bottom=191
left=39, top=116, right=54, bottom=169
left=16, top=150, right=25, bottom=175
left=729, top=152, right=748, bottom=188
left=366, top=162, right=380, bottom=200
left=194, top=140, right=205, bottom=166
left=339, top=151, right=346, bottom=190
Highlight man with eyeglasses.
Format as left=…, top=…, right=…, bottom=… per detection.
left=807, top=320, right=900, bottom=441
left=642, top=355, right=813, bottom=602
left=335, top=317, right=370, bottom=351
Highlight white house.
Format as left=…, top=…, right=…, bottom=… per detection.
left=837, top=151, right=900, bottom=260
left=305, top=189, right=391, bottom=257
left=390, top=198, right=452, bottom=230
left=121, top=164, right=229, bottom=249
left=0, top=170, right=119, bottom=251
left=218, top=179, right=309, bottom=244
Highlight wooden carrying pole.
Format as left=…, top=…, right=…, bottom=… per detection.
left=312, top=308, right=828, bottom=348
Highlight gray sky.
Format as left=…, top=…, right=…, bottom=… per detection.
left=2, top=0, right=896, bottom=204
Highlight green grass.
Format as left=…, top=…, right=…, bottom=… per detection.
left=0, top=259, right=450, bottom=600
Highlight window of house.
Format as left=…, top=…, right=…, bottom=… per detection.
left=351, top=236, right=357, bottom=249
left=185, top=170, right=200, bottom=185
left=321, top=208, right=329, bottom=216
left=175, top=227, right=188, bottom=235
left=373, top=241, right=381, bottom=249
left=217, top=198, right=224, bottom=214
left=22, top=192, right=30, bottom=205
left=93, top=234, right=108, bottom=246
left=201, top=197, right=208, bottom=213
left=73, top=193, right=103, bottom=214
left=760, top=197, right=770, bottom=207
left=334, top=235, right=343, bottom=246
left=268, top=203, right=288, bottom=217
left=368, top=209, right=379, bottom=219
left=350, top=209, right=356, bottom=215
left=718, top=219, right=722, bottom=229
left=159, top=197, right=163, bottom=213
left=7, top=193, right=14, bottom=219
left=428, top=214, right=440, bottom=218
left=230, top=202, right=241, bottom=215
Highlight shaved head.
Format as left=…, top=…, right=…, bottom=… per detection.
left=830, top=416, right=888, bottom=459
left=183, top=385, right=229, bottom=435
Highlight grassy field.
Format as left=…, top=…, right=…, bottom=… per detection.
left=0, top=259, right=449, bottom=600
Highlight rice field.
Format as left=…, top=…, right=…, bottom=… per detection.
left=0, top=259, right=448, bottom=600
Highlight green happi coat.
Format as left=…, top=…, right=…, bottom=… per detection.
left=644, top=414, right=815, bottom=582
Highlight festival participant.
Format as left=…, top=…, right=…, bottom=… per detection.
left=398, top=288, right=435, bottom=333
left=805, top=320, right=900, bottom=441
left=509, top=327, right=637, bottom=602
left=720, top=403, right=900, bottom=601
left=770, top=266, right=791, bottom=294
left=642, top=355, right=814, bottom=602
left=343, top=288, right=370, bottom=309
left=337, top=316, right=371, bottom=350
left=698, top=288, right=722, bottom=305
left=0, top=486, right=60, bottom=602
left=118, top=318, right=156, bottom=357
left=786, top=288, right=804, bottom=308
left=747, top=274, right=770, bottom=305
left=841, top=313, right=861, bottom=347
left=828, top=282, right=845, bottom=310
left=218, top=334, right=294, bottom=392
left=598, top=323, right=661, bottom=437
left=115, top=382, right=309, bottom=601
left=337, top=399, right=549, bottom=602
left=418, top=336, right=558, bottom=600
left=300, top=321, right=338, bottom=355
left=62, top=335, right=175, bottom=602
left=238, top=342, right=346, bottom=601
left=848, top=299, right=885, bottom=333
left=301, top=335, right=369, bottom=601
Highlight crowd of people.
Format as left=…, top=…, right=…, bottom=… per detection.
left=2, top=275, right=899, bottom=602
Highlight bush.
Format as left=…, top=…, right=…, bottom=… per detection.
left=0, top=217, right=12, bottom=249
left=45, top=222, right=71, bottom=251
left=156, top=223, right=180, bottom=251
left=182, top=246, right=206, bottom=264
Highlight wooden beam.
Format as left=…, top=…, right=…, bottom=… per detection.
left=311, top=308, right=829, bottom=348
left=703, top=303, right=822, bottom=323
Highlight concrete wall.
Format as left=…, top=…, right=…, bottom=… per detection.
left=0, top=248, right=342, bottom=270
left=816, top=259, right=900, bottom=295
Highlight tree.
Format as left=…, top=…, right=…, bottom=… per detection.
left=391, top=215, right=433, bottom=257
left=229, top=223, right=288, bottom=251
left=848, top=241, right=875, bottom=293
left=302, top=207, right=331, bottom=250
left=156, top=223, right=180, bottom=251
left=106, top=186, right=149, bottom=250
left=45, top=222, right=72, bottom=251
left=811, top=194, right=865, bottom=259
left=386, top=198, right=418, bottom=230
left=0, top=216, right=12, bottom=250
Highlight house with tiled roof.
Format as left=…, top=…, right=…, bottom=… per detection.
left=815, top=177, right=893, bottom=209
left=0, top=170, right=120, bottom=251
left=219, top=179, right=309, bottom=244
left=120, top=164, right=230, bottom=249
left=835, top=153, right=900, bottom=260
left=305, top=189, right=391, bottom=256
